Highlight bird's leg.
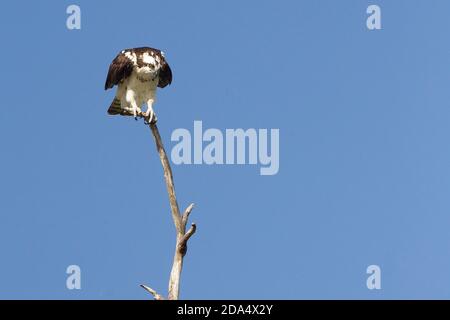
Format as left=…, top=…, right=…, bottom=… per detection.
left=145, top=99, right=157, bottom=124
left=131, top=102, right=141, bottom=120
left=126, top=90, right=141, bottom=120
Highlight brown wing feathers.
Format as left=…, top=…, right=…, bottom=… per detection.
left=104, top=53, right=134, bottom=90
left=158, top=59, right=172, bottom=88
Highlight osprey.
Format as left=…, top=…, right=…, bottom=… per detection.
left=104, top=47, right=172, bottom=123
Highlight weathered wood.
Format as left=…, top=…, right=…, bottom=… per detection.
left=140, top=118, right=196, bottom=300
left=140, top=284, right=165, bottom=300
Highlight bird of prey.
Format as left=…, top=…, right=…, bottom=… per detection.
left=104, top=47, right=172, bottom=123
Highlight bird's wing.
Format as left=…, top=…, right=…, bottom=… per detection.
left=104, top=51, right=134, bottom=90
left=157, top=54, right=173, bottom=88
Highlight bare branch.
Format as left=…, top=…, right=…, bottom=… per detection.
left=149, top=122, right=182, bottom=231
left=140, top=284, right=165, bottom=300
left=182, top=203, right=195, bottom=227
left=181, top=224, right=197, bottom=247
left=145, top=121, right=197, bottom=300
left=178, top=223, right=197, bottom=256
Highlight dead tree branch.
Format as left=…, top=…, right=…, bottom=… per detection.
left=131, top=112, right=196, bottom=300
left=140, top=284, right=165, bottom=300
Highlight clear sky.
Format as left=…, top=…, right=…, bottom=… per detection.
left=1, top=0, right=450, bottom=299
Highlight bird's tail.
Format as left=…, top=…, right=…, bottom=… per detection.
left=107, top=98, right=122, bottom=115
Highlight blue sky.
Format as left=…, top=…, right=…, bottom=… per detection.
left=1, top=0, right=450, bottom=299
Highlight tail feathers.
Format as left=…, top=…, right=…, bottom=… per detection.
left=107, top=98, right=122, bottom=115
left=107, top=98, right=137, bottom=117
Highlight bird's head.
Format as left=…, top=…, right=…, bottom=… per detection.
left=137, top=64, right=156, bottom=75
left=137, top=52, right=158, bottom=75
